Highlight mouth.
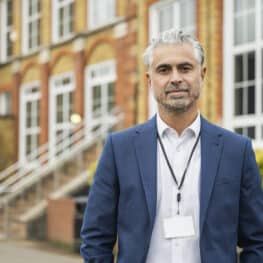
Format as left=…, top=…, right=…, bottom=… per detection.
left=166, top=89, right=188, bottom=95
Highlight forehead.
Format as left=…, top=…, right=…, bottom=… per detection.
left=151, top=43, right=198, bottom=67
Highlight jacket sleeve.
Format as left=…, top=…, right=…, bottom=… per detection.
left=238, top=139, right=263, bottom=262
left=80, top=134, right=119, bottom=263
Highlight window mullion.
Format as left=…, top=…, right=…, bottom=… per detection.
left=255, top=0, right=262, bottom=141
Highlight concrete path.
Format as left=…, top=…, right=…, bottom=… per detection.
left=0, top=240, right=83, bottom=263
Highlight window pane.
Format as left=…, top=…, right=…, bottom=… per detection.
left=159, top=5, right=173, bottom=32
left=29, top=37, right=32, bottom=49
left=31, top=101, right=38, bottom=127
left=22, top=84, right=41, bottom=161
left=27, top=0, right=41, bottom=50
left=234, top=0, right=255, bottom=12
left=69, top=3, right=74, bottom=32
left=26, top=135, right=32, bottom=155
left=234, top=127, right=243, bottom=135
left=108, top=82, right=115, bottom=111
left=247, top=86, right=255, bottom=114
left=92, top=85, right=101, bottom=117
left=0, top=92, right=11, bottom=115
left=56, top=130, right=63, bottom=141
left=107, top=0, right=115, bottom=18
left=29, top=0, right=33, bottom=15
left=37, top=19, right=41, bottom=45
left=180, top=0, right=195, bottom=29
left=7, top=0, right=13, bottom=26
left=88, top=61, right=116, bottom=120
left=56, top=94, right=63, bottom=123
left=7, top=32, right=12, bottom=57
left=57, top=1, right=74, bottom=38
left=234, top=126, right=255, bottom=139
left=53, top=74, right=74, bottom=158
left=7, top=0, right=13, bottom=25
left=247, top=126, right=255, bottom=139
left=234, top=12, right=255, bottom=44
left=26, top=102, right=32, bottom=127
left=235, top=88, right=243, bottom=115
left=59, top=8, right=64, bottom=36
left=89, top=0, right=115, bottom=28
left=37, top=100, right=40, bottom=126
left=69, top=92, right=74, bottom=116
left=234, top=17, right=243, bottom=45
left=247, top=13, right=255, bottom=42
left=235, top=55, right=243, bottom=82
left=38, top=0, right=41, bottom=12
left=247, top=52, right=255, bottom=80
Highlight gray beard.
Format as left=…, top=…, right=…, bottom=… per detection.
left=159, top=101, right=192, bottom=113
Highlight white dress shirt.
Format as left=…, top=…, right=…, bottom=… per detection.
left=146, top=113, right=201, bottom=263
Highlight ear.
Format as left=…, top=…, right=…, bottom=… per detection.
left=146, top=71, right=152, bottom=89
left=201, top=66, right=206, bottom=80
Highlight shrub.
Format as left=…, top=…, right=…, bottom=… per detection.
left=255, top=150, right=263, bottom=185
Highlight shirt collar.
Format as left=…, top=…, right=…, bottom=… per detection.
left=157, top=112, right=201, bottom=139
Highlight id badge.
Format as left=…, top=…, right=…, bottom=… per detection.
left=163, top=215, right=195, bottom=239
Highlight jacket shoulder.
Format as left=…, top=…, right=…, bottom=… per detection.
left=110, top=117, right=156, bottom=141
left=202, top=118, right=250, bottom=145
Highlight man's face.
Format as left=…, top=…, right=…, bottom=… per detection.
left=146, top=43, right=206, bottom=114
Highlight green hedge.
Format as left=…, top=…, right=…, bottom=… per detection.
left=87, top=161, right=98, bottom=186
left=255, top=150, right=263, bottom=185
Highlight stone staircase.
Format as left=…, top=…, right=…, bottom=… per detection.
left=0, top=110, right=123, bottom=240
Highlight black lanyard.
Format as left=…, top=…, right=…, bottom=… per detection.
left=157, top=131, right=201, bottom=214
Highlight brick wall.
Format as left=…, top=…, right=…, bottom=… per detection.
left=116, top=27, right=138, bottom=127
left=197, top=0, right=223, bottom=124
left=47, top=198, right=75, bottom=245
left=0, top=117, right=16, bottom=171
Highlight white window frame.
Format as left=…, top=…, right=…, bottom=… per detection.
left=88, top=0, right=115, bottom=29
left=148, top=0, right=196, bottom=117
left=0, top=92, right=11, bottom=115
left=22, top=0, right=41, bottom=54
left=85, top=60, right=116, bottom=130
left=19, top=81, right=41, bottom=164
left=49, top=72, right=75, bottom=159
left=52, top=0, right=74, bottom=43
left=0, top=0, right=13, bottom=62
left=223, top=0, right=263, bottom=148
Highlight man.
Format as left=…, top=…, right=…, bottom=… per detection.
left=80, top=29, right=263, bottom=263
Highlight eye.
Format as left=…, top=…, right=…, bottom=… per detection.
left=156, top=65, right=170, bottom=74
left=179, top=65, right=193, bottom=73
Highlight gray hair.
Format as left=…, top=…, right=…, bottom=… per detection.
left=143, top=29, right=205, bottom=69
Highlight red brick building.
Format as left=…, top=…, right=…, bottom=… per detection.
left=0, top=0, right=262, bottom=169
left=0, top=0, right=262, bottom=243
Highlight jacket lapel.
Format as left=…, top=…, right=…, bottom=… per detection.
left=133, top=116, right=223, bottom=234
left=134, top=116, right=157, bottom=227
left=199, top=118, right=223, bottom=235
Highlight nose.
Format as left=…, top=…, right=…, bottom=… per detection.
left=170, top=69, right=183, bottom=84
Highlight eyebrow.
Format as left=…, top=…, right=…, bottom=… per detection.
left=177, top=62, right=194, bottom=68
left=155, top=62, right=194, bottom=70
left=155, top=64, right=171, bottom=70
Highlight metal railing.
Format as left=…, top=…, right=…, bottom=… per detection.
left=0, top=108, right=123, bottom=238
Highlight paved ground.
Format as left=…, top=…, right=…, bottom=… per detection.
left=0, top=240, right=83, bottom=263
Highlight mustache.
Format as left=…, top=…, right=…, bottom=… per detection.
left=165, top=84, right=189, bottom=93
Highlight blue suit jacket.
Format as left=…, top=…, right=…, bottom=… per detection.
left=80, top=116, right=263, bottom=263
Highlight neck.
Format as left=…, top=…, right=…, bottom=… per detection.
left=158, top=107, right=199, bottom=135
